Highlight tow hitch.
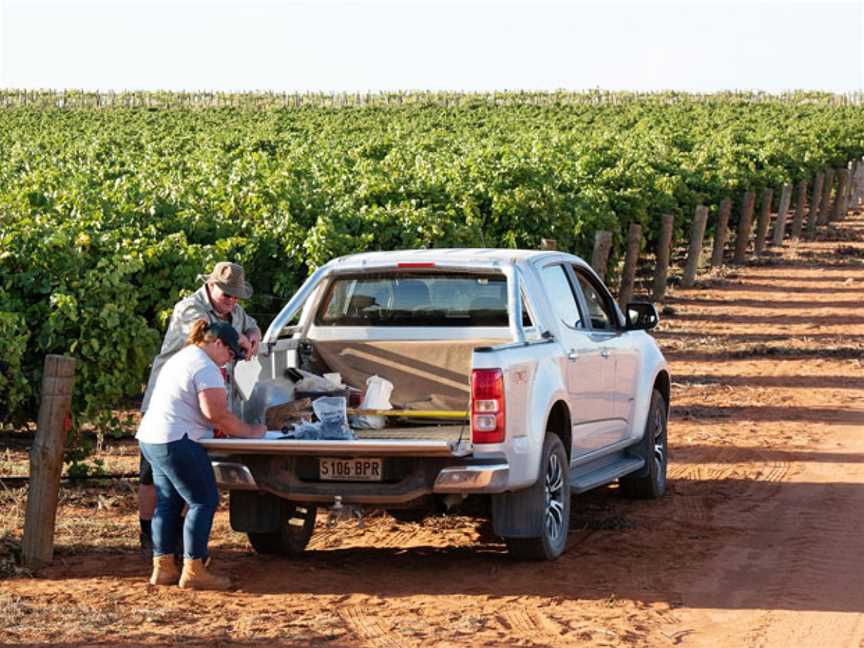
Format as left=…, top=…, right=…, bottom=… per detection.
left=327, top=495, right=365, bottom=528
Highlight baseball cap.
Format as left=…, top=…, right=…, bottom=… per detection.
left=208, top=321, right=245, bottom=360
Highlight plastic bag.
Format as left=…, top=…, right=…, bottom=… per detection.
left=352, top=375, right=393, bottom=430
left=293, top=370, right=343, bottom=393
left=283, top=420, right=322, bottom=440
left=323, top=372, right=343, bottom=388
left=312, top=396, right=352, bottom=438
left=283, top=396, right=354, bottom=440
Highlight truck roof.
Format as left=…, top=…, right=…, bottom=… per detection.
left=327, top=248, right=576, bottom=269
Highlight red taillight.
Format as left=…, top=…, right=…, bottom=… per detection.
left=471, top=368, right=505, bottom=444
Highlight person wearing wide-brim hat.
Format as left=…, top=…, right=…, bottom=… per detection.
left=138, top=261, right=261, bottom=559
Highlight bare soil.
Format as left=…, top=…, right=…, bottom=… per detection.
left=2, top=212, right=863, bottom=648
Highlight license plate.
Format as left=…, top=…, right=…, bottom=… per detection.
left=319, top=457, right=383, bottom=481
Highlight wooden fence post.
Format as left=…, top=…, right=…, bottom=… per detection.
left=817, top=168, right=835, bottom=226
left=22, top=355, right=76, bottom=570
left=681, top=205, right=709, bottom=288
left=618, top=224, right=641, bottom=307
left=790, top=179, right=808, bottom=239
left=754, top=188, right=774, bottom=254
left=806, top=173, right=825, bottom=240
left=842, top=165, right=852, bottom=216
left=733, top=191, right=756, bottom=264
left=854, top=160, right=862, bottom=202
left=844, top=161, right=855, bottom=212
left=849, top=161, right=858, bottom=209
left=832, top=169, right=849, bottom=221
left=857, top=159, right=864, bottom=209
left=540, top=238, right=557, bottom=250
left=591, top=231, right=613, bottom=280
left=709, top=198, right=732, bottom=267
left=851, top=159, right=863, bottom=209
left=652, top=214, right=675, bottom=302
left=771, top=183, right=793, bottom=246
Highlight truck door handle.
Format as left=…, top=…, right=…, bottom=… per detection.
left=600, top=349, right=610, bottom=359
left=567, top=349, right=578, bottom=361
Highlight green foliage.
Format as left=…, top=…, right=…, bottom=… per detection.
left=0, top=93, right=863, bottom=433
left=0, top=290, right=29, bottom=423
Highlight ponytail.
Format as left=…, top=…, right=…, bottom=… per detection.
left=185, top=319, right=217, bottom=347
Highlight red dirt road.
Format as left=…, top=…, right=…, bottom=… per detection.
left=2, top=213, right=863, bottom=647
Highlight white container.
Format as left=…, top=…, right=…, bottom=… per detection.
left=352, top=375, right=394, bottom=429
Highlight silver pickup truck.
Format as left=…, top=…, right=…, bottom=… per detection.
left=201, top=249, right=670, bottom=560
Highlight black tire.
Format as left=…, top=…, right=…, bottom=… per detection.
left=620, top=389, right=668, bottom=499
left=247, top=502, right=317, bottom=555
left=505, top=434, right=570, bottom=561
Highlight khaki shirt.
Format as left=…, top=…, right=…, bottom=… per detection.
left=141, top=284, right=259, bottom=413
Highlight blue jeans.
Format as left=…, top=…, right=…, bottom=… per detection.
left=139, top=436, right=218, bottom=560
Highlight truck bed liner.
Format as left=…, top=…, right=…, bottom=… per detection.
left=355, top=425, right=466, bottom=441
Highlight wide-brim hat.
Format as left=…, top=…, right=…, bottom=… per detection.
left=203, top=261, right=253, bottom=299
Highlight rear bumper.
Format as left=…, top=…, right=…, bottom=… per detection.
left=433, top=464, right=509, bottom=493
left=209, top=455, right=511, bottom=504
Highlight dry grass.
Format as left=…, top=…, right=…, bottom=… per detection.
left=0, top=430, right=140, bottom=479
left=0, top=589, right=177, bottom=641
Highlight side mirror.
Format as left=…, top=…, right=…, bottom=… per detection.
left=625, top=302, right=659, bottom=330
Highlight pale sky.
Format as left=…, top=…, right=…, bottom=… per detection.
left=1, top=0, right=862, bottom=93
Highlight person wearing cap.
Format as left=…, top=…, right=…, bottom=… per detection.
left=137, top=319, right=266, bottom=590
left=138, top=261, right=261, bottom=557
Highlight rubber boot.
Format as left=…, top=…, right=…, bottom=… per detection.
left=178, top=558, right=231, bottom=591
left=149, top=554, right=180, bottom=586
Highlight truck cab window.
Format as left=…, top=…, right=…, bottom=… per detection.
left=540, top=265, right=583, bottom=329
left=316, top=272, right=512, bottom=326
left=573, top=270, right=616, bottom=331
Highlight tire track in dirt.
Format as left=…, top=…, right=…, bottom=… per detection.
left=668, top=445, right=791, bottom=526
left=670, top=462, right=864, bottom=648
left=370, top=525, right=427, bottom=549
left=496, top=605, right=565, bottom=644
left=338, top=606, right=418, bottom=648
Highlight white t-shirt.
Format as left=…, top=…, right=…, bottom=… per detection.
left=136, top=345, right=226, bottom=444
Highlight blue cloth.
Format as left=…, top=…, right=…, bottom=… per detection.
left=140, top=435, right=219, bottom=560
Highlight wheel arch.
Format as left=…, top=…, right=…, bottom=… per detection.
left=628, top=365, right=670, bottom=444
left=653, top=369, right=671, bottom=414
left=545, top=399, right=572, bottom=462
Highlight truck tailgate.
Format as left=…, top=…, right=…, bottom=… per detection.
left=200, top=425, right=470, bottom=457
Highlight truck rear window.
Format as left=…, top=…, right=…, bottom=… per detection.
left=316, top=272, right=511, bottom=326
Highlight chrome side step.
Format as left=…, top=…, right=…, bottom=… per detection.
left=569, top=456, right=645, bottom=494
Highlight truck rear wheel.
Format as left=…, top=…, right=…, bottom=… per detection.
left=247, top=502, right=318, bottom=556
left=504, top=434, right=570, bottom=561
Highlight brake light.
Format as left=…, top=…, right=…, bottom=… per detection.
left=397, top=262, right=436, bottom=268
left=471, top=368, right=505, bottom=444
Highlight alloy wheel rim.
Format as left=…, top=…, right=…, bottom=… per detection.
left=653, top=407, right=667, bottom=489
left=544, top=452, right=566, bottom=544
